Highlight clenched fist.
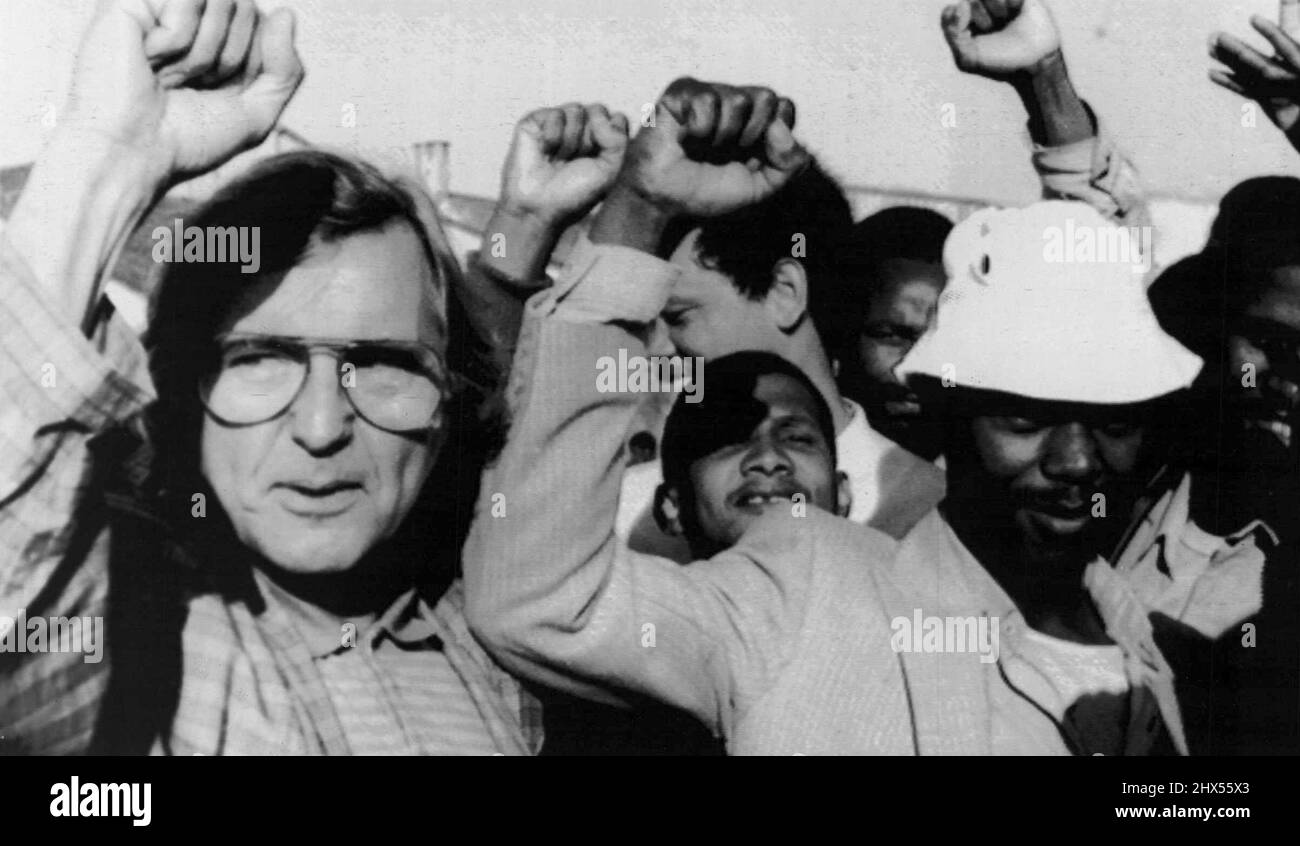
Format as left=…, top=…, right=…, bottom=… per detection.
left=62, top=0, right=304, bottom=186
left=620, top=78, right=809, bottom=218
left=499, top=103, right=629, bottom=227
left=942, top=0, right=1062, bottom=79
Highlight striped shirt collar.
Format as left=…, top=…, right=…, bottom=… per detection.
left=254, top=569, right=443, bottom=659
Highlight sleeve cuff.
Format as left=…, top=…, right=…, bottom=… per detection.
left=545, top=234, right=679, bottom=324
left=0, top=234, right=154, bottom=433
left=1030, top=102, right=1105, bottom=187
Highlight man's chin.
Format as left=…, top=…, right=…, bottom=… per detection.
left=243, top=524, right=374, bottom=575
left=1017, top=511, right=1104, bottom=565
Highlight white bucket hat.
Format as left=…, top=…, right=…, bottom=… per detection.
left=896, top=201, right=1202, bottom=405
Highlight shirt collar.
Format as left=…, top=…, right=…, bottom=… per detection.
left=254, top=570, right=442, bottom=659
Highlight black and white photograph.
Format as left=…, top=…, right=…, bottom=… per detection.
left=0, top=0, right=1297, bottom=822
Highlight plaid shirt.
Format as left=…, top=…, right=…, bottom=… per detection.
left=0, top=236, right=542, bottom=755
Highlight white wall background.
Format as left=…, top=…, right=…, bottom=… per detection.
left=2, top=0, right=1298, bottom=206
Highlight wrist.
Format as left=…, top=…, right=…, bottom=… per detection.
left=1012, top=50, right=1092, bottom=147
left=478, top=205, right=564, bottom=286
left=1018, top=48, right=1070, bottom=87
left=588, top=182, right=675, bottom=255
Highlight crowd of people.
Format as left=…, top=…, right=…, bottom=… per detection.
left=1, top=0, right=1298, bottom=755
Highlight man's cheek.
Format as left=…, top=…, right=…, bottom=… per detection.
left=201, top=425, right=265, bottom=514
left=860, top=343, right=893, bottom=384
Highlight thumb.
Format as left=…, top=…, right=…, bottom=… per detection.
left=654, top=95, right=690, bottom=143
left=243, top=8, right=304, bottom=125
left=941, top=1, right=976, bottom=65
left=589, top=110, right=630, bottom=158
left=763, top=117, right=809, bottom=176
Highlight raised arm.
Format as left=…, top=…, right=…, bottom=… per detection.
left=942, top=0, right=1147, bottom=227
left=0, top=0, right=301, bottom=754
left=458, top=104, right=628, bottom=402
left=463, top=80, right=817, bottom=734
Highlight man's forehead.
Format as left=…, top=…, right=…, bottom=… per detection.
left=752, top=371, right=820, bottom=415
left=673, top=369, right=827, bottom=470
left=221, top=223, right=442, bottom=343
left=937, top=384, right=1156, bottom=425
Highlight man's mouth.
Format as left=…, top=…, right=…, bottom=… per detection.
left=1024, top=497, right=1091, bottom=536
left=274, top=480, right=364, bottom=517
left=730, top=483, right=808, bottom=513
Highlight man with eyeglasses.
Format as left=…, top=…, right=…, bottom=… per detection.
left=0, top=0, right=541, bottom=755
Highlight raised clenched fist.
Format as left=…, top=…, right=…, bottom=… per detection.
left=61, top=0, right=305, bottom=186
left=619, top=77, right=810, bottom=218
left=941, top=0, right=1063, bottom=79
left=499, top=103, right=630, bottom=227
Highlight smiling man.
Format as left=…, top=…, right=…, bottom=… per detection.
left=889, top=201, right=1269, bottom=755
left=652, top=352, right=850, bottom=560
left=462, top=81, right=1235, bottom=755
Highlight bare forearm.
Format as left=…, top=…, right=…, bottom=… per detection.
left=6, top=130, right=164, bottom=335
left=479, top=207, right=564, bottom=285
left=1013, top=51, right=1093, bottom=148
left=588, top=185, right=674, bottom=255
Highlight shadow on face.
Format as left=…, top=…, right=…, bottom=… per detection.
left=840, top=258, right=945, bottom=458
left=664, top=228, right=783, bottom=360
left=943, top=410, right=1149, bottom=575
left=1225, top=265, right=1300, bottom=459
left=657, top=370, right=847, bottom=557
left=200, top=220, right=445, bottom=575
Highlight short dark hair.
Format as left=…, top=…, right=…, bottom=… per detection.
left=659, top=351, right=836, bottom=498
left=832, top=206, right=953, bottom=356
left=141, top=150, right=477, bottom=583
left=661, top=159, right=854, bottom=351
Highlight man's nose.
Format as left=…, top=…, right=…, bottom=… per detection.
left=1041, top=422, right=1101, bottom=483
left=288, top=353, right=354, bottom=454
left=741, top=436, right=793, bottom=476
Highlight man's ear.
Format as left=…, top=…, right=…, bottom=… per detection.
left=765, top=258, right=809, bottom=333
left=834, top=470, right=852, bottom=519
left=653, top=483, right=685, bottom=536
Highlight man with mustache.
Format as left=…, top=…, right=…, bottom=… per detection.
left=464, top=77, right=1246, bottom=753
left=891, top=200, right=1275, bottom=755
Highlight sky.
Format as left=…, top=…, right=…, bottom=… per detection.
left=2, top=0, right=1297, bottom=206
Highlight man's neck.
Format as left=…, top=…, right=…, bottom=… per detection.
left=942, top=502, right=1112, bottom=646
left=257, top=568, right=383, bottom=650
left=785, top=327, right=852, bottom=434
left=255, top=545, right=413, bottom=629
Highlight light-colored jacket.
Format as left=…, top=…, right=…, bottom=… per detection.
left=463, top=239, right=1048, bottom=754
